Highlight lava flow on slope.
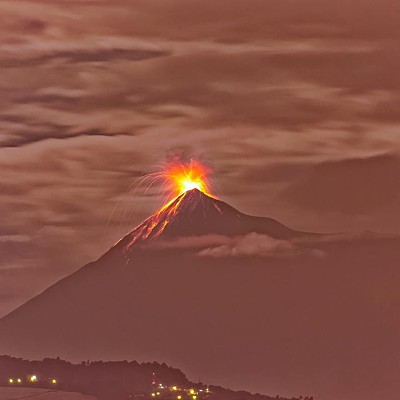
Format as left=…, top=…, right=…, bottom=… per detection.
left=115, top=188, right=300, bottom=253
left=109, top=160, right=303, bottom=253
left=103, top=160, right=304, bottom=260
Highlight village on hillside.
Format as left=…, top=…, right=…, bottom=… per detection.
left=0, top=356, right=312, bottom=400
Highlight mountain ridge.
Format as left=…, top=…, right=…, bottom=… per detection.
left=1, top=191, right=399, bottom=400
left=113, top=188, right=303, bottom=254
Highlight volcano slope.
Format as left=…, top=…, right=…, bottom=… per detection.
left=0, top=189, right=399, bottom=400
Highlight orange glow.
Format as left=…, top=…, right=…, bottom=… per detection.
left=122, top=159, right=216, bottom=250
left=164, top=160, right=212, bottom=198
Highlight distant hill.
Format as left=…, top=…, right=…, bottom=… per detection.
left=0, top=387, right=97, bottom=400
left=0, top=356, right=307, bottom=400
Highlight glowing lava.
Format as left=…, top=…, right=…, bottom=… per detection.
left=118, top=160, right=214, bottom=249
left=164, top=160, right=212, bottom=198
left=138, top=159, right=214, bottom=207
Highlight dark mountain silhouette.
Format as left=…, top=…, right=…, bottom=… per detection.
left=0, top=355, right=309, bottom=400
left=0, top=189, right=400, bottom=400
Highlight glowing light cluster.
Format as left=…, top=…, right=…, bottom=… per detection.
left=163, top=160, right=212, bottom=198
left=121, top=159, right=215, bottom=250
left=148, top=382, right=211, bottom=400
left=8, top=375, right=58, bottom=386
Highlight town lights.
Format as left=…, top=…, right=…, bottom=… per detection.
left=193, top=396, right=197, bottom=400
left=189, top=389, right=195, bottom=395
left=177, top=396, right=182, bottom=399
left=51, top=379, right=57, bottom=384
left=172, top=386, right=178, bottom=391
left=151, top=394, right=156, bottom=397
left=9, top=378, right=23, bottom=384
left=29, top=375, right=38, bottom=382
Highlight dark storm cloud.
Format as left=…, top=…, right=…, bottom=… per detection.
left=0, top=48, right=169, bottom=69
left=0, top=127, right=133, bottom=148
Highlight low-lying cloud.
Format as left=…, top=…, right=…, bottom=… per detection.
left=150, top=232, right=326, bottom=258
left=198, top=233, right=295, bottom=258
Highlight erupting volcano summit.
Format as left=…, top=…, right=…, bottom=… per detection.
left=117, top=188, right=300, bottom=252
left=105, top=159, right=303, bottom=255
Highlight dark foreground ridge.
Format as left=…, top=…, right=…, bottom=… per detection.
left=0, top=355, right=311, bottom=400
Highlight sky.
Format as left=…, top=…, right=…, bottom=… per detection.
left=1, top=0, right=400, bottom=317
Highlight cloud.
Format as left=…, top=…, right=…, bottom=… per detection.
left=189, top=233, right=302, bottom=257
left=196, top=230, right=400, bottom=258
left=0, top=126, right=133, bottom=148
left=146, top=232, right=328, bottom=258
left=282, top=154, right=400, bottom=215
left=0, top=48, right=170, bottom=69
left=0, top=234, right=31, bottom=243
left=198, top=233, right=296, bottom=258
left=148, top=234, right=231, bottom=250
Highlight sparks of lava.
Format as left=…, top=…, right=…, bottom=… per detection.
left=109, top=159, right=214, bottom=245
left=164, top=159, right=212, bottom=198
left=139, top=159, right=214, bottom=207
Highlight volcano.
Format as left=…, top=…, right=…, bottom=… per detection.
left=115, top=188, right=301, bottom=251
left=1, top=189, right=399, bottom=400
